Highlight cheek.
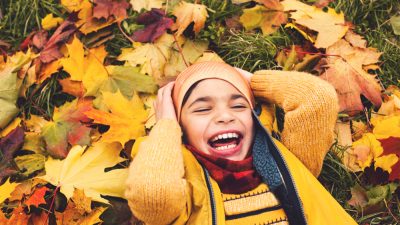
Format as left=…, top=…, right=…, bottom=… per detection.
left=181, top=116, right=208, bottom=145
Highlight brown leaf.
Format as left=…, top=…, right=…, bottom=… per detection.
left=32, top=30, right=48, bottom=50
left=58, top=78, right=85, bottom=97
left=348, top=184, right=368, bottom=208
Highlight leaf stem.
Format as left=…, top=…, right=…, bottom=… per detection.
left=173, top=33, right=188, bottom=67
left=117, top=21, right=135, bottom=44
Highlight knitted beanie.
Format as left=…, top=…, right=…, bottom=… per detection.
left=172, top=61, right=255, bottom=121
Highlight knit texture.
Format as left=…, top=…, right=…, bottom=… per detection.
left=125, top=119, right=186, bottom=225
left=251, top=70, right=339, bottom=176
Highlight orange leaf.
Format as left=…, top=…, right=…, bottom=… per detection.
left=25, top=186, right=48, bottom=209
left=172, top=2, right=208, bottom=36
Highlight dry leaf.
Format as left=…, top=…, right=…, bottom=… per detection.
left=0, top=178, right=19, bottom=203
left=41, top=14, right=64, bottom=30
left=130, top=0, right=164, bottom=12
left=85, top=90, right=148, bottom=145
left=40, top=142, right=128, bottom=203
left=172, top=2, right=208, bottom=36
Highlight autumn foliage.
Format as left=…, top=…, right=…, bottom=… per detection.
left=0, top=0, right=399, bottom=224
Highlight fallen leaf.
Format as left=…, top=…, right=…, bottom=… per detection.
left=313, top=0, right=335, bottom=8
left=85, top=90, right=148, bottom=145
left=352, top=133, right=383, bottom=170
left=374, top=154, right=398, bottom=174
left=282, top=0, right=349, bottom=48
left=378, top=137, right=400, bottom=181
left=39, top=18, right=76, bottom=63
left=0, top=178, right=19, bottom=203
left=24, top=186, right=48, bottom=209
left=40, top=142, right=128, bottom=203
left=164, top=37, right=208, bottom=77
left=61, top=36, right=108, bottom=96
left=9, top=180, right=34, bottom=202
left=71, top=189, right=92, bottom=214
left=195, top=52, right=225, bottom=64
left=117, top=33, right=174, bottom=79
left=390, top=15, right=400, bottom=35
left=0, top=117, right=21, bottom=137
left=172, top=2, right=208, bottom=36
left=5, top=206, right=31, bottom=225
left=29, top=211, right=48, bottom=225
left=132, top=9, right=174, bottom=43
left=32, top=30, right=49, bottom=50
left=240, top=1, right=287, bottom=35
left=38, top=59, right=62, bottom=83
left=42, top=99, right=93, bottom=158
left=345, top=30, right=367, bottom=48
left=0, top=127, right=25, bottom=180
left=41, top=14, right=64, bottom=30
left=372, top=116, right=400, bottom=139
left=319, top=39, right=382, bottom=114
left=93, top=0, right=130, bottom=21
left=130, top=0, right=164, bottom=12
left=348, top=183, right=368, bottom=209
left=14, top=154, right=46, bottom=177
left=58, top=78, right=85, bottom=97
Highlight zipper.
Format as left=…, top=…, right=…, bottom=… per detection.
left=203, top=167, right=217, bottom=225
left=254, top=112, right=307, bottom=224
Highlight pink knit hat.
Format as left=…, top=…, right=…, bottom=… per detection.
left=172, top=61, right=255, bottom=121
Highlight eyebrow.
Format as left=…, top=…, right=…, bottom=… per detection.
left=188, top=94, right=247, bottom=108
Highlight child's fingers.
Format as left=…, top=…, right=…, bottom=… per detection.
left=155, top=82, right=176, bottom=121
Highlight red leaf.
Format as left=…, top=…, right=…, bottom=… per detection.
left=32, top=30, right=48, bottom=50
left=131, top=9, right=174, bottom=43
left=378, top=137, right=400, bottom=181
left=93, top=0, right=130, bottom=20
left=25, top=186, right=48, bottom=209
left=39, top=16, right=76, bottom=63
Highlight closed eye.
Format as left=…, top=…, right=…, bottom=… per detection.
left=232, top=105, right=247, bottom=109
left=193, top=108, right=211, bottom=113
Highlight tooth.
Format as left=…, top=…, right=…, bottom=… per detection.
left=223, top=134, right=228, bottom=139
left=218, top=135, right=223, bottom=140
left=233, top=133, right=238, bottom=138
left=228, top=133, right=233, bottom=138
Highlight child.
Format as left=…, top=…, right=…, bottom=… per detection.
left=125, top=62, right=358, bottom=225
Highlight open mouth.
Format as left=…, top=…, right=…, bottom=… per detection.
left=208, top=132, right=243, bottom=151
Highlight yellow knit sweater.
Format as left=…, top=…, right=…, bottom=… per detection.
left=125, top=71, right=339, bottom=225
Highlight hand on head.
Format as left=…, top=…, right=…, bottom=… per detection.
left=154, top=82, right=177, bottom=122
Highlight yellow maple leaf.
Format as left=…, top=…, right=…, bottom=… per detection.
left=40, top=142, right=128, bottom=204
left=352, top=133, right=383, bottom=170
left=130, top=0, right=164, bottom=12
left=0, top=178, right=19, bottom=203
left=85, top=90, right=148, bottom=145
left=375, top=154, right=399, bottom=173
left=372, top=116, right=400, bottom=139
left=117, top=33, right=174, bottom=80
left=172, top=2, right=208, bottom=36
left=41, top=14, right=64, bottom=30
left=62, top=36, right=108, bottom=96
left=281, top=0, right=348, bottom=48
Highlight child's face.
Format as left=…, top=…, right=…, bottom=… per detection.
left=180, top=79, right=255, bottom=161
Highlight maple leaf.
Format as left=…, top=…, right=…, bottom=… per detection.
left=281, top=0, right=349, bottom=48
left=240, top=1, right=287, bottom=35
left=0, top=178, right=19, bottom=203
left=85, top=90, right=148, bottom=145
left=42, top=99, right=93, bottom=158
left=41, top=14, right=64, bottom=30
left=101, top=65, right=158, bottom=97
left=319, top=39, right=382, bottom=114
left=132, top=9, right=174, bottom=43
left=58, top=78, right=85, bottom=97
left=0, top=127, right=24, bottom=180
left=39, top=17, right=76, bottom=63
left=164, top=38, right=208, bottom=77
left=24, top=186, right=48, bottom=209
left=130, top=0, right=164, bottom=12
left=352, top=133, right=383, bottom=170
left=93, top=0, right=130, bottom=21
left=117, top=33, right=174, bottom=79
left=2, top=206, right=30, bottom=225
left=372, top=116, right=400, bottom=139
left=40, top=142, right=128, bottom=203
left=172, top=2, right=208, bottom=36
left=61, top=36, right=108, bottom=96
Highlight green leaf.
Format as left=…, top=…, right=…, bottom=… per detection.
left=390, top=15, right=400, bottom=35
left=14, top=154, right=46, bottom=177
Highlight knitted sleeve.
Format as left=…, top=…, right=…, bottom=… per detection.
left=125, top=119, right=186, bottom=225
left=250, top=70, right=339, bottom=176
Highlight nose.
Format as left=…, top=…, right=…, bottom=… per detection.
left=215, top=110, right=235, bottom=124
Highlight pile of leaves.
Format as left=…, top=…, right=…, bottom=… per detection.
left=0, top=0, right=399, bottom=224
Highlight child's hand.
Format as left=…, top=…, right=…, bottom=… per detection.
left=154, top=82, right=177, bottom=121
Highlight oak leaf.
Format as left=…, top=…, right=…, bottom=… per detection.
left=172, top=2, right=208, bottom=36
left=61, top=36, right=108, bottom=96
left=85, top=90, right=148, bottom=145
left=281, top=0, right=348, bottom=48
left=93, top=0, right=130, bottom=21
left=240, top=1, right=286, bottom=35
left=132, top=8, right=174, bottom=43
left=24, top=186, right=48, bottom=209
left=41, top=14, right=64, bottom=30
left=42, top=99, right=93, bottom=158
left=130, top=0, right=164, bottom=12
left=40, top=142, right=128, bottom=203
